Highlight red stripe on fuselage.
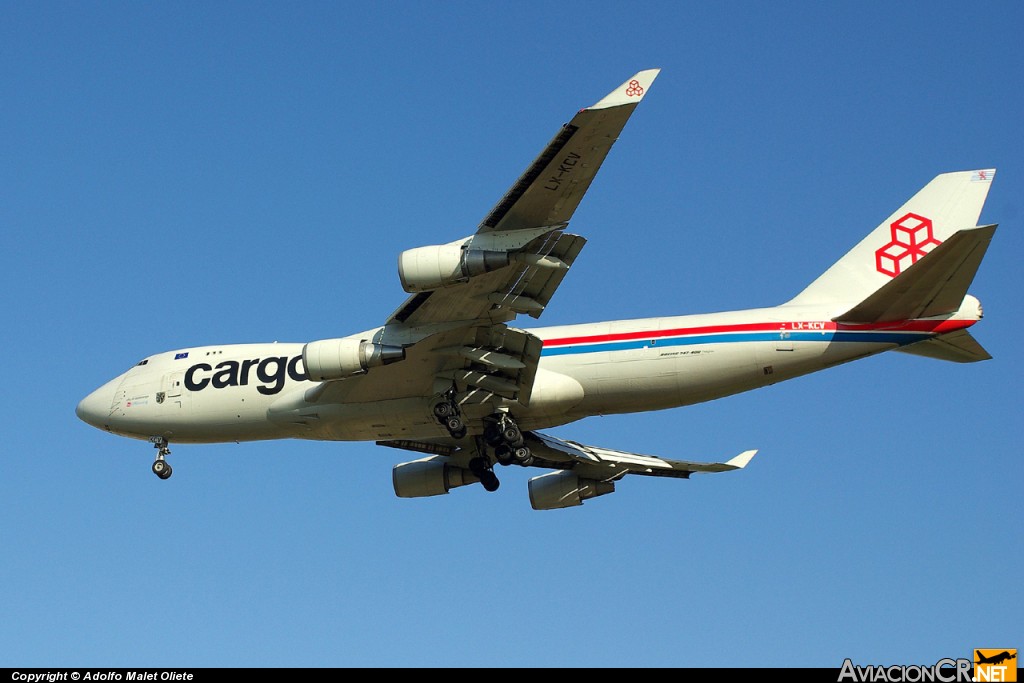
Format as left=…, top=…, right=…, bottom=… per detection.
left=543, top=322, right=789, bottom=347
left=833, top=319, right=974, bottom=333
left=541, top=318, right=975, bottom=347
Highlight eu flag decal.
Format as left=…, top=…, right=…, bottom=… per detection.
left=174, top=352, right=189, bottom=360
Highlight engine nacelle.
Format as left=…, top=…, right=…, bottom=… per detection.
left=528, top=471, right=616, bottom=510
left=392, top=456, right=479, bottom=498
left=398, top=243, right=511, bottom=292
left=302, top=338, right=405, bottom=381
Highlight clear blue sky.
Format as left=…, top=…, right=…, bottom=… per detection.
left=2, top=1, right=1020, bottom=668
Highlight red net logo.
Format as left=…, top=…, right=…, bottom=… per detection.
left=625, top=80, right=644, bottom=97
left=874, top=212, right=941, bottom=277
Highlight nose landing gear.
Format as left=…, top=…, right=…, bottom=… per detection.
left=149, top=436, right=173, bottom=480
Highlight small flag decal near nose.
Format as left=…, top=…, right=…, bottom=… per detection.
left=174, top=352, right=189, bottom=360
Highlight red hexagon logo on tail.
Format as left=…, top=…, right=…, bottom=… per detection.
left=874, top=212, right=941, bottom=277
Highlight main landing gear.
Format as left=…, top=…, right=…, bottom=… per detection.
left=469, top=412, right=534, bottom=494
left=431, top=392, right=533, bottom=493
left=484, top=413, right=533, bottom=467
left=432, top=392, right=467, bottom=440
left=149, top=436, right=172, bottom=480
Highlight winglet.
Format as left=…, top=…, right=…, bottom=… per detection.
left=589, top=68, right=661, bottom=110
left=724, top=450, right=758, bottom=470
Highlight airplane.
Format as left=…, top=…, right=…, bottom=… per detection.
left=76, top=69, right=998, bottom=510
left=976, top=651, right=1016, bottom=666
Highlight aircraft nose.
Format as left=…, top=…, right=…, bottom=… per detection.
left=76, top=378, right=120, bottom=429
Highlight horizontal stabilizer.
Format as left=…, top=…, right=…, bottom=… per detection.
left=835, top=224, right=996, bottom=323
left=524, top=431, right=757, bottom=480
left=894, top=329, right=992, bottom=363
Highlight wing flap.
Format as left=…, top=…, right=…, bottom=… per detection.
left=488, top=232, right=587, bottom=320
left=388, top=231, right=586, bottom=327
left=434, top=325, right=543, bottom=406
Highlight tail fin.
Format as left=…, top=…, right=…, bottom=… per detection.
left=787, top=169, right=996, bottom=314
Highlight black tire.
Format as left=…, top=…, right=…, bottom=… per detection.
left=446, top=416, right=463, bottom=433
left=452, top=426, right=467, bottom=440
left=513, top=446, right=534, bottom=466
left=468, top=457, right=488, bottom=478
left=494, top=445, right=513, bottom=466
left=433, top=402, right=452, bottom=418
left=480, top=471, right=500, bottom=492
left=152, top=460, right=167, bottom=476
left=158, top=464, right=173, bottom=480
left=513, top=446, right=531, bottom=463
left=484, top=424, right=503, bottom=447
left=502, top=424, right=522, bottom=444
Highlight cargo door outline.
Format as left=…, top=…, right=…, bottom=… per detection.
left=161, top=371, right=185, bottom=408
left=777, top=326, right=794, bottom=351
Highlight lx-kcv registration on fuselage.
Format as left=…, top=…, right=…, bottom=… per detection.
left=77, top=69, right=998, bottom=510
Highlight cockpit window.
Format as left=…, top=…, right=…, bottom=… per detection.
left=135, top=359, right=149, bottom=366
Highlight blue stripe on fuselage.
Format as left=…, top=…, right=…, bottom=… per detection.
left=540, top=330, right=932, bottom=357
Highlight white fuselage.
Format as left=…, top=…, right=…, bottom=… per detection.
left=76, top=301, right=978, bottom=446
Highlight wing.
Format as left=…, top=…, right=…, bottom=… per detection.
left=523, top=431, right=758, bottom=480
left=330, top=69, right=661, bottom=411
left=388, top=68, right=661, bottom=329
left=297, top=72, right=659, bottom=422
left=381, top=431, right=757, bottom=510
left=521, top=432, right=756, bottom=509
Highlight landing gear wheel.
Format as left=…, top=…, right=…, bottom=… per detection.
left=468, top=457, right=489, bottom=478
left=152, top=460, right=172, bottom=479
left=512, top=446, right=533, bottom=467
left=149, top=436, right=172, bottom=480
left=480, top=470, right=500, bottom=492
left=494, top=445, right=514, bottom=466
left=501, top=424, right=522, bottom=446
left=435, top=393, right=465, bottom=438
left=484, top=424, right=503, bottom=447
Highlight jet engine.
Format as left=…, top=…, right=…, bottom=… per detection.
left=302, top=338, right=405, bottom=381
left=527, top=470, right=616, bottom=510
left=398, top=243, right=511, bottom=292
left=392, top=456, right=479, bottom=498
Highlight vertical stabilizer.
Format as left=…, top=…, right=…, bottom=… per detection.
left=787, top=170, right=995, bottom=309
